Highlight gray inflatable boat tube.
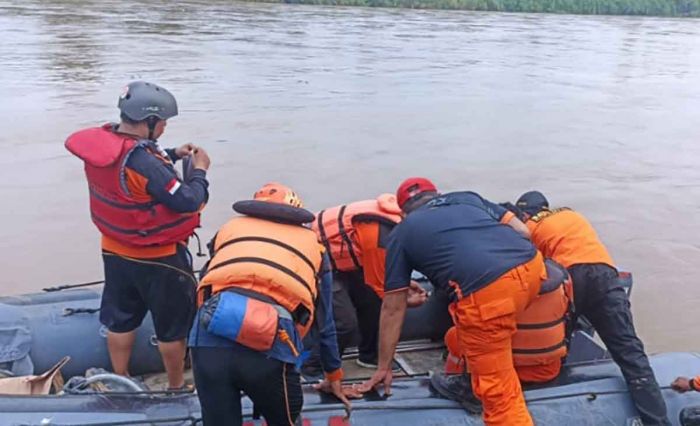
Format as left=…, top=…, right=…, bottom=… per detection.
left=0, top=288, right=163, bottom=378
left=0, top=280, right=450, bottom=379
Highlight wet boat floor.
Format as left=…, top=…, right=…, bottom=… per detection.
left=143, top=340, right=446, bottom=390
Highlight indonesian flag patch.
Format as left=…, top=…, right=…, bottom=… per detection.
left=166, top=178, right=182, bottom=195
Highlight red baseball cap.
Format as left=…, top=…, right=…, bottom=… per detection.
left=396, top=177, right=438, bottom=209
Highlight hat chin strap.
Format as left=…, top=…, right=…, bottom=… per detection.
left=146, top=116, right=159, bottom=141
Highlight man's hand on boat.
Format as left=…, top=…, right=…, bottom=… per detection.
left=360, top=289, right=408, bottom=396
left=406, top=280, right=428, bottom=308
left=671, top=376, right=693, bottom=393
left=313, top=379, right=361, bottom=418
left=359, top=367, right=394, bottom=396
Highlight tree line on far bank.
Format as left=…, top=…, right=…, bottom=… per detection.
left=271, top=0, right=700, bottom=16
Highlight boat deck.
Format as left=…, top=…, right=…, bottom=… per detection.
left=143, top=340, right=446, bottom=390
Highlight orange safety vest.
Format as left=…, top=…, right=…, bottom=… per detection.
left=445, top=269, right=572, bottom=372
left=197, top=216, right=322, bottom=336
left=527, top=207, right=615, bottom=269
left=443, top=326, right=464, bottom=374
left=313, top=194, right=402, bottom=272
left=511, top=275, right=572, bottom=366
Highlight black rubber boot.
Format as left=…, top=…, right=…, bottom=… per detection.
left=429, top=371, right=483, bottom=414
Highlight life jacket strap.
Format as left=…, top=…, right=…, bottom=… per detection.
left=213, top=236, right=318, bottom=277
left=204, top=256, right=316, bottom=305
left=316, top=209, right=338, bottom=271
left=512, top=339, right=567, bottom=355
left=337, top=205, right=362, bottom=270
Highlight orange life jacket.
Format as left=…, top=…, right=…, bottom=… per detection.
left=527, top=207, right=614, bottom=269
left=443, top=326, right=464, bottom=375
left=197, top=215, right=322, bottom=336
left=313, top=194, right=402, bottom=272
left=445, top=265, right=572, bottom=373
left=511, top=271, right=572, bottom=367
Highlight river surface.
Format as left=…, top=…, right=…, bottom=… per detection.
left=1, top=0, right=699, bottom=352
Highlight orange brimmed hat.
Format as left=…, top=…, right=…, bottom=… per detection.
left=253, top=182, right=304, bottom=208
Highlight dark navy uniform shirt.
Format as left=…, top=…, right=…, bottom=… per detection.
left=384, top=191, right=536, bottom=301
left=126, top=142, right=209, bottom=214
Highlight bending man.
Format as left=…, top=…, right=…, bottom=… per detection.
left=189, top=183, right=354, bottom=425
left=514, top=191, right=669, bottom=425
left=363, top=178, right=545, bottom=426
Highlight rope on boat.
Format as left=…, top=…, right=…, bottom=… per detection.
left=42, top=270, right=203, bottom=292
left=62, top=307, right=101, bottom=316
left=43, top=415, right=201, bottom=425
left=60, top=388, right=196, bottom=396
left=525, top=385, right=674, bottom=404
left=43, top=280, right=105, bottom=292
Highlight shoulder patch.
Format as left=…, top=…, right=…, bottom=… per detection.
left=530, top=207, right=572, bottom=223
left=165, top=178, right=182, bottom=195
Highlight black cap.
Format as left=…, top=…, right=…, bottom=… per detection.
left=516, top=191, right=549, bottom=215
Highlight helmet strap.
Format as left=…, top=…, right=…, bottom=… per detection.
left=146, top=116, right=159, bottom=141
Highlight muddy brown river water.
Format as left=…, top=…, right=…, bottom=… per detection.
left=1, top=0, right=699, bottom=352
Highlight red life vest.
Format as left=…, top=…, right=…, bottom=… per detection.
left=65, top=124, right=200, bottom=247
left=312, top=194, right=402, bottom=272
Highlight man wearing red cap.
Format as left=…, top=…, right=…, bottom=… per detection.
left=363, top=178, right=543, bottom=426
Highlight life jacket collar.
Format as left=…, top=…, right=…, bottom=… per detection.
left=530, top=207, right=572, bottom=223
left=376, top=193, right=402, bottom=216
left=65, top=123, right=134, bottom=168
left=233, top=200, right=315, bottom=225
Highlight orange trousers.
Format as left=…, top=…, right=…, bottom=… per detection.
left=450, top=251, right=545, bottom=426
left=515, top=361, right=561, bottom=383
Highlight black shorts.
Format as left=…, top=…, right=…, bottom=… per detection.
left=100, top=245, right=197, bottom=342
